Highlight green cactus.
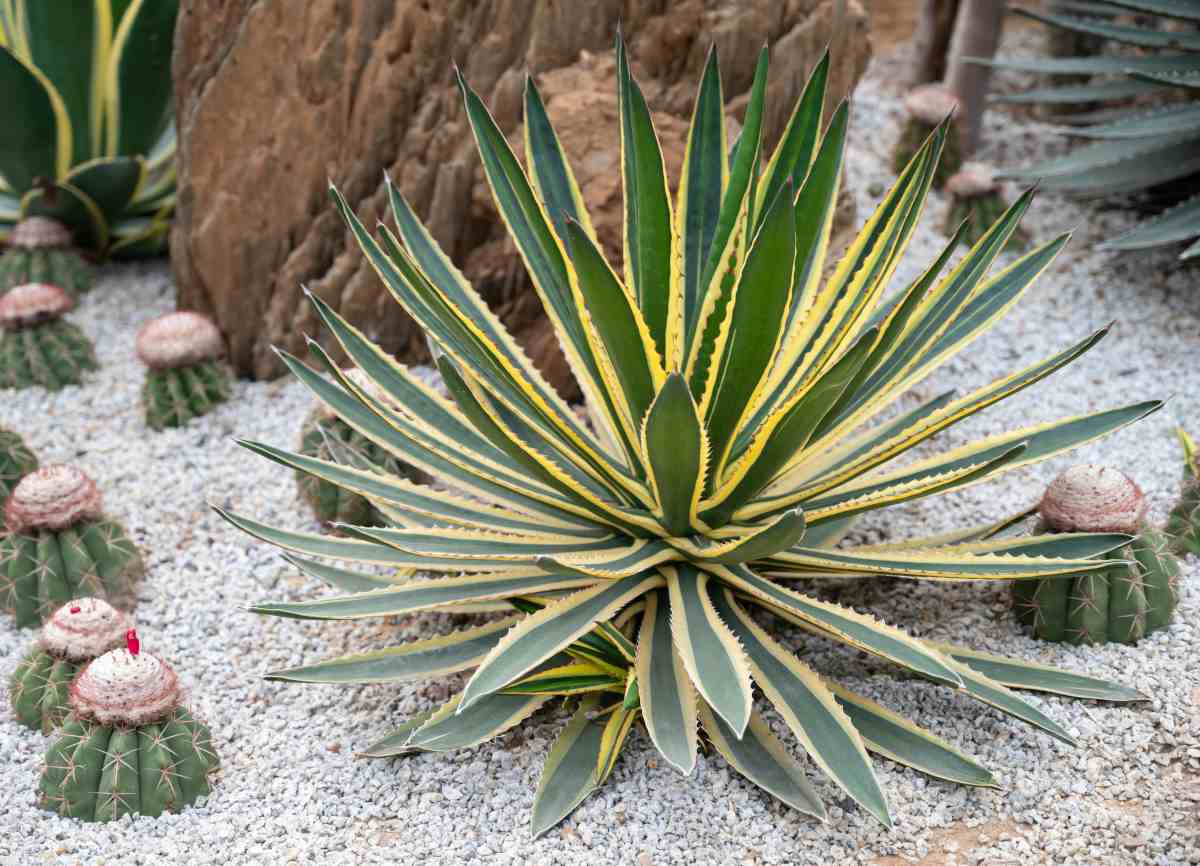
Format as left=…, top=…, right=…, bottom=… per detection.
left=0, top=282, right=97, bottom=391
left=893, top=84, right=962, bottom=189
left=1166, top=428, right=1199, bottom=557
left=1013, top=465, right=1181, bottom=644
left=0, top=218, right=93, bottom=297
left=0, top=427, right=37, bottom=532
left=10, top=648, right=79, bottom=732
left=943, top=164, right=1028, bottom=252
left=143, top=360, right=232, bottom=429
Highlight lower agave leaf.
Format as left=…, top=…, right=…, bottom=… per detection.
left=358, top=710, right=437, bottom=758
left=932, top=642, right=1146, bottom=702
left=596, top=703, right=638, bottom=782
left=405, top=690, right=551, bottom=752
left=531, top=695, right=607, bottom=839
left=22, top=181, right=107, bottom=251
left=282, top=554, right=404, bottom=593
left=635, top=589, right=698, bottom=775
left=944, top=657, right=1075, bottom=745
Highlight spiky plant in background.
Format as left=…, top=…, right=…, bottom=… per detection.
left=40, top=631, right=219, bottom=821
left=978, top=1, right=1200, bottom=258
left=1168, top=427, right=1199, bottom=556
left=0, top=425, right=36, bottom=532
left=893, top=83, right=962, bottom=188
left=1013, top=465, right=1180, bottom=644
left=0, top=216, right=92, bottom=295
left=0, top=465, right=142, bottom=627
left=136, top=311, right=232, bottom=430
left=0, top=282, right=96, bottom=390
left=943, top=162, right=1027, bottom=251
left=0, top=0, right=179, bottom=257
left=225, top=42, right=1159, bottom=832
left=9, top=596, right=131, bottom=732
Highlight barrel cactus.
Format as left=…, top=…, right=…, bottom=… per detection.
left=894, top=83, right=961, bottom=188
left=0, top=217, right=92, bottom=296
left=0, top=465, right=142, bottom=628
left=136, top=311, right=231, bottom=430
left=1167, top=427, right=1199, bottom=557
left=0, top=283, right=97, bottom=390
left=944, top=163, right=1027, bottom=251
left=9, top=597, right=131, bottom=732
left=1013, top=465, right=1180, bottom=644
left=0, top=427, right=37, bottom=532
left=297, top=367, right=435, bottom=527
left=39, top=633, right=219, bottom=821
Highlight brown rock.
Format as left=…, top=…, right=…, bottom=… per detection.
left=172, top=0, right=871, bottom=392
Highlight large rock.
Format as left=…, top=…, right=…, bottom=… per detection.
left=171, top=0, right=871, bottom=389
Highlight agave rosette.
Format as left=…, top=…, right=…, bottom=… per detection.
left=226, top=41, right=1157, bottom=833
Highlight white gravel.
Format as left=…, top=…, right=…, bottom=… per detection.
left=2, top=36, right=1199, bottom=866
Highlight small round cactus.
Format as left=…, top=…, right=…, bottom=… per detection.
left=943, top=163, right=1027, bottom=251
left=39, top=632, right=219, bottom=821
left=1167, top=427, right=1199, bottom=557
left=0, top=465, right=143, bottom=628
left=893, top=83, right=962, bottom=188
left=136, top=311, right=232, bottom=429
left=0, top=217, right=92, bottom=297
left=0, top=427, right=38, bottom=533
left=1012, top=465, right=1181, bottom=644
left=297, top=366, right=435, bottom=527
left=0, top=283, right=97, bottom=391
left=9, top=597, right=132, bottom=732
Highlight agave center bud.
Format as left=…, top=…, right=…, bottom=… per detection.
left=945, top=162, right=999, bottom=198
left=903, top=83, right=960, bottom=125
left=70, top=646, right=181, bottom=727
left=4, top=464, right=103, bottom=533
left=1039, top=464, right=1147, bottom=534
left=0, top=282, right=74, bottom=331
left=8, top=216, right=72, bottom=249
left=40, top=597, right=132, bottom=662
left=135, top=311, right=226, bottom=370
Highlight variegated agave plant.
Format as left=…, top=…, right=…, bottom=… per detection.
left=224, top=41, right=1159, bottom=834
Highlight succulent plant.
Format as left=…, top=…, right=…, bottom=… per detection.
left=977, top=1, right=1200, bottom=258
left=297, top=367, right=437, bottom=527
left=225, top=42, right=1157, bottom=833
left=0, top=425, right=37, bottom=532
left=39, top=632, right=219, bottom=821
left=893, top=83, right=962, bottom=187
left=1167, top=427, right=1199, bottom=556
left=0, top=0, right=179, bottom=257
left=943, top=163, right=1027, bottom=251
left=0, top=217, right=92, bottom=295
left=9, top=597, right=131, bottom=732
left=0, top=465, right=142, bottom=628
left=1013, top=465, right=1181, bottom=644
left=136, top=311, right=232, bottom=430
left=0, top=282, right=97, bottom=390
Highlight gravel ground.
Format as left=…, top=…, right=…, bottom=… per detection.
left=2, top=37, right=1199, bottom=866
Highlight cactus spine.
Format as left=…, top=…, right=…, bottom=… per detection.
left=9, top=598, right=132, bottom=732
left=943, top=163, right=1027, bottom=250
left=1012, top=465, right=1181, bottom=644
left=136, top=312, right=231, bottom=429
left=39, top=634, right=219, bottom=820
left=1166, top=427, right=1200, bottom=557
left=0, top=427, right=38, bottom=532
left=0, top=217, right=92, bottom=297
left=0, top=283, right=97, bottom=390
left=893, top=84, right=962, bottom=188
left=0, top=466, right=143, bottom=627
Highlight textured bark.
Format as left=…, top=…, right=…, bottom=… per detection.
left=946, top=0, right=1006, bottom=154
left=171, top=0, right=871, bottom=390
left=911, top=0, right=960, bottom=85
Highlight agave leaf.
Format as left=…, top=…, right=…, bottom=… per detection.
left=1102, top=192, right=1200, bottom=251
left=942, top=657, right=1075, bottom=745
left=503, top=662, right=624, bottom=696
left=357, top=710, right=437, bottom=758
left=345, top=524, right=628, bottom=562
left=523, top=75, right=596, bottom=245
left=677, top=509, right=807, bottom=563
left=1061, top=101, right=1200, bottom=140
left=595, top=702, right=638, bottom=783
left=635, top=589, right=698, bottom=774
left=755, top=51, right=829, bottom=224
left=642, top=374, right=706, bottom=536
left=976, top=51, right=1200, bottom=77
left=1002, top=130, right=1200, bottom=182
left=537, top=539, right=676, bottom=580
left=20, top=181, right=107, bottom=250
left=853, top=507, right=1037, bottom=552
left=1013, top=6, right=1200, bottom=50
left=282, top=553, right=405, bottom=594
left=713, top=587, right=891, bottom=827
left=932, top=642, right=1146, bottom=702
left=1132, top=67, right=1200, bottom=88
left=406, top=688, right=551, bottom=752
left=106, top=0, right=177, bottom=158
left=1098, top=0, right=1200, bottom=19
left=0, top=45, right=67, bottom=187
left=530, top=695, right=606, bottom=838
left=992, top=79, right=1163, bottom=105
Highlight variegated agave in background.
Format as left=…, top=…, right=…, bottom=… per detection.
left=224, top=40, right=1159, bottom=835
left=0, top=0, right=178, bottom=256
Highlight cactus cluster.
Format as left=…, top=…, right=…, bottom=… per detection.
left=0, top=465, right=142, bottom=628
left=40, top=634, right=219, bottom=821
left=0, top=283, right=97, bottom=391
left=296, top=367, right=436, bottom=527
left=893, top=84, right=962, bottom=188
left=9, top=598, right=131, bottom=732
left=0, top=218, right=92, bottom=297
left=1168, top=428, right=1200, bottom=557
left=1013, top=465, right=1180, bottom=644
left=0, top=427, right=38, bottom=532
left=943, top=163, right=1027, bottom=251
left=136, top=312, right=231, bottom=430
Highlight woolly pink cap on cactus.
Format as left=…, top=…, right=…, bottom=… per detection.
left=70, top=631, right=181, bottom=727
left=39, top=597, right=132, bottom=662
left=4, top=464, right=102, bottom=533
left=946, top=162, right=1000, bottom=198
left=8, top=216, right=72, bottom=249
left=1039, top=464, right=1147, bottom=534
left=0, top=282, right=73, bottom=331
left=904, top=83, right=960, bottom=124
left=135, top=311, right=226, bottom=370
